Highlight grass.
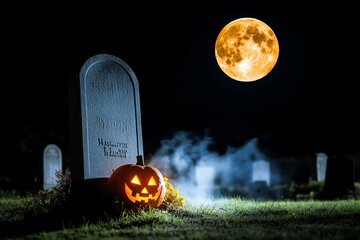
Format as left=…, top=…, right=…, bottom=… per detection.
left=1, top=190, right=360, bottom=240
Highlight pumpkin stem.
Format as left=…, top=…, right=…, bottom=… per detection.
left=136, top=155, right=145, bottom=166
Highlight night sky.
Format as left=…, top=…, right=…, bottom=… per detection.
left=1, top=4, right=359, bottom=186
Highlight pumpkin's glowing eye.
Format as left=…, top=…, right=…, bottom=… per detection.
left=131, top=175, right=141, bottom=185
left=148, top=176, right=157, bottom=186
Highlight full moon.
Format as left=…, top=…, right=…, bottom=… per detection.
left=215, top=17, right=279, bottom=82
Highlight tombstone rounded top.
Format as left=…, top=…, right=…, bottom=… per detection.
left=80, top=54, right=138, bottom=87
left=43, top=144, right=61, bottom=154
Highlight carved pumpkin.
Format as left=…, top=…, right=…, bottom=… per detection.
left=109, top=155, right=165, bottom=209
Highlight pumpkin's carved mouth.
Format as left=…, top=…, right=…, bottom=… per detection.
left=125, top=183, right=162, bottom=203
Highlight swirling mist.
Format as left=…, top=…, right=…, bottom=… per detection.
left=148, top=131, right=286, bottom=202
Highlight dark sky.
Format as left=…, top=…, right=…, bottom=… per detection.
left=1, top=3, right=359, bottom=175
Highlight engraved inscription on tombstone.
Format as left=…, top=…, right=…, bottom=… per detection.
left=79, top=54, right=144, bottom=180
left=43, top=144, right=62, bottom=191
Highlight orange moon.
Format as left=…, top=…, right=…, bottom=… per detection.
left=215, top=17, right=279, bottom=82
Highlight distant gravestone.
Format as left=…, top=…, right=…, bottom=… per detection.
left=251, top=159, right=270, bottom=186
left=321, top=155, right=355, bottom=199
left=195, top=165, right=216, bottom=200
left=315, top=152, right=328, bottom=182
left=79, top=53, right=144, bottom=180
left=250, top=159, right=271, bottom=199
left=43, top=144, right=62, bottom=191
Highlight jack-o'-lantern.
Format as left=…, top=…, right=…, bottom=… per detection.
left=109, top=155, right=165, bottom=210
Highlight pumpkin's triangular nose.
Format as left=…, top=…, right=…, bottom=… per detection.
left=141, top=187, right=148, bottom=194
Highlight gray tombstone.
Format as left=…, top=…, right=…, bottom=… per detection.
left=315, top=152, right=328, bottom=182
left=249, top=160, right=271, bottom=200
left=321, top=155, right=355, bottom=199
left=195, top=165, right=216, bottom=200
left=251, top=159, right=270, bottom=186
left=79, top=54, right=143, bottom=180
left=43, top=144, right=62, bottom=191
